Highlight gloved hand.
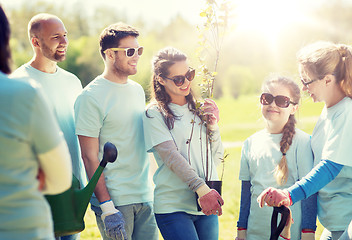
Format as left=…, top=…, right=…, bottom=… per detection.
left=236, top=228, right=247, bottom=240
left=280, top=207, right=293, bottom=240
left=301, top=230, right=315, bottom=240
left=201, top=99, right=220, bottom=130
left=257, top=187, right=292, bottom=208
left=197, top=184, right=224, bottom=216
left=100, top=200, right=127, bottom=240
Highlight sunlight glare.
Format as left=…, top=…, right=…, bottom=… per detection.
left=235, top=0, right=305, bottom=43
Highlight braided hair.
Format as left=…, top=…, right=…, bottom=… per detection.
left=262, top=76, right=300, bottom=185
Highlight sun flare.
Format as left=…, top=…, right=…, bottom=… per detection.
left=234, top=0, right=306, bottom=43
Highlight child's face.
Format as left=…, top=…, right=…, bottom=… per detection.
left=261, top=83, right=298, bottom=133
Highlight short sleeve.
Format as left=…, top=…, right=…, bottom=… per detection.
left=322, top=112, right=352, bottom=167
left=30, top=86, right=63, bottom=154
left=239, top=139, right=251, bottom=181
left=296, top=133, right=314, bottom=179
left=74, top=93, right=104, bottom=138
left=142, top=107, right=173, bottom=152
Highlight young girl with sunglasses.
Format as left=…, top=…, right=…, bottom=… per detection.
left=142, top=47, right=224, bottom=240
left=258, top=42, right=352, bottom=240
left=236, top=76, right=317, bottom=240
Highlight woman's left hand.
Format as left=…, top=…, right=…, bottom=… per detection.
left=201, top=98, right=220, bottom=128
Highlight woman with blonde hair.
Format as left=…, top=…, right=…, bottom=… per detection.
left=258, top=41, right=352, bottom=240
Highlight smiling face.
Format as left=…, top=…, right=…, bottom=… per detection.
left=299, top=64, right=326, bottom=103
left=158, top=60, right=192, bottom=105
left=261, top=82, right=298, bottom=133
left=110, top=35, right=141, bottom=78
left=36, top=18, right=68, bottom=62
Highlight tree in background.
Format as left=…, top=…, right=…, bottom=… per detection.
left=5, top=0, right=352, bottom=98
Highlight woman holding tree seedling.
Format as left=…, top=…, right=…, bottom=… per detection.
left=258, top=41, right=352, bottom=240
left=142, top=47, right=224, bottom=240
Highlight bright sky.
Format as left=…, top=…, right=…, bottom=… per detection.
left=1, top=0, right=326, bottom=43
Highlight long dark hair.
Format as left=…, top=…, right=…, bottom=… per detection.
left=0, top=5, right=12, bottom=74
left=147, top=47, right=198, bottom=130
left=262, top=76, right=301, bottom=185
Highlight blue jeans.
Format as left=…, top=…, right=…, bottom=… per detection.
left=91, top=202, right=158, bottom=240
left=155, top=212, right=219, bottom=240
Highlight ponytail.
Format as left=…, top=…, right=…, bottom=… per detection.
left=336, top=44, right=352, bottom=98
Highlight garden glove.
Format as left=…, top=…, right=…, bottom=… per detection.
left=301, top=231, right=315, bottom=240
left=100, top=200, right=127, bottom=240
left=236, top=228, right=247, bottom=240
left=197, top=184, right=224, bottom=216
left=257, top=187, right=292, bottom=208
left=201, top=98, right=220, bottom=131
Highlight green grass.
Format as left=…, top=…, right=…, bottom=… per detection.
left=81, top=95, right=325, bottom=239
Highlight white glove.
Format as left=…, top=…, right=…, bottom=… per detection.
left=100, top=200, right=127, bottom=240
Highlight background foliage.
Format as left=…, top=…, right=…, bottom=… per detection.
left=2, top=1, right=349, bottom=238
left=5, top=0, right=352, bottom=100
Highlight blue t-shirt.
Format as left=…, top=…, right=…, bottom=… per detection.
left=143, top=103, right=224, bottom=215
left=310, top=97, right=352, bottom=231
left=75, top=76, right=153, bottom=206
left=0, top=73, right=64, bottom=240
left=11, top=64, right=86, bottom=188
left=239, top=128, right=314, bottom=240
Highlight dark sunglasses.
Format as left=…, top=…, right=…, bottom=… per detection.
left=260, top=93, right=297, bottom=108
left=162, top=68, right=196, bottom=86
left=300, top=77, right=318, bottom=87
left=104, top=47, right=144, bottom=57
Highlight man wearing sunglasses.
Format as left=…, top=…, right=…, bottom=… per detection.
left=74, top=22, right=158, bottom=240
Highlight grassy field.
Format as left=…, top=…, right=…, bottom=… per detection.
left=81, top=95, right=325, bottom=239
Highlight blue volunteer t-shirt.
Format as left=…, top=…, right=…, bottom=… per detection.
left=75, top=76, right=153, bottom=206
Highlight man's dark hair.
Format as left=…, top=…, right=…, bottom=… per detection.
left=99, top=22, right=139, bottom=59
left=0, top=5, right=12, bottom=74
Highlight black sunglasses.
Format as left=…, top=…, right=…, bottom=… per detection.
left=300, top=77, right=318, bottom=87
left=161, top=68, right=196, bottom=86
left=260, top=93, right=297, bottom=108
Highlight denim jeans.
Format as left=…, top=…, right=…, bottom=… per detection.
left=55, top=233, right=80, bottom=240
left=320, top=228, right=344, bottom=240
left=91, top=202, right=158, bottom=240
left=155, top=212, right=219, bottom=240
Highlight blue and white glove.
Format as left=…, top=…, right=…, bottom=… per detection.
left=100, top=200, right=127, bottom=240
